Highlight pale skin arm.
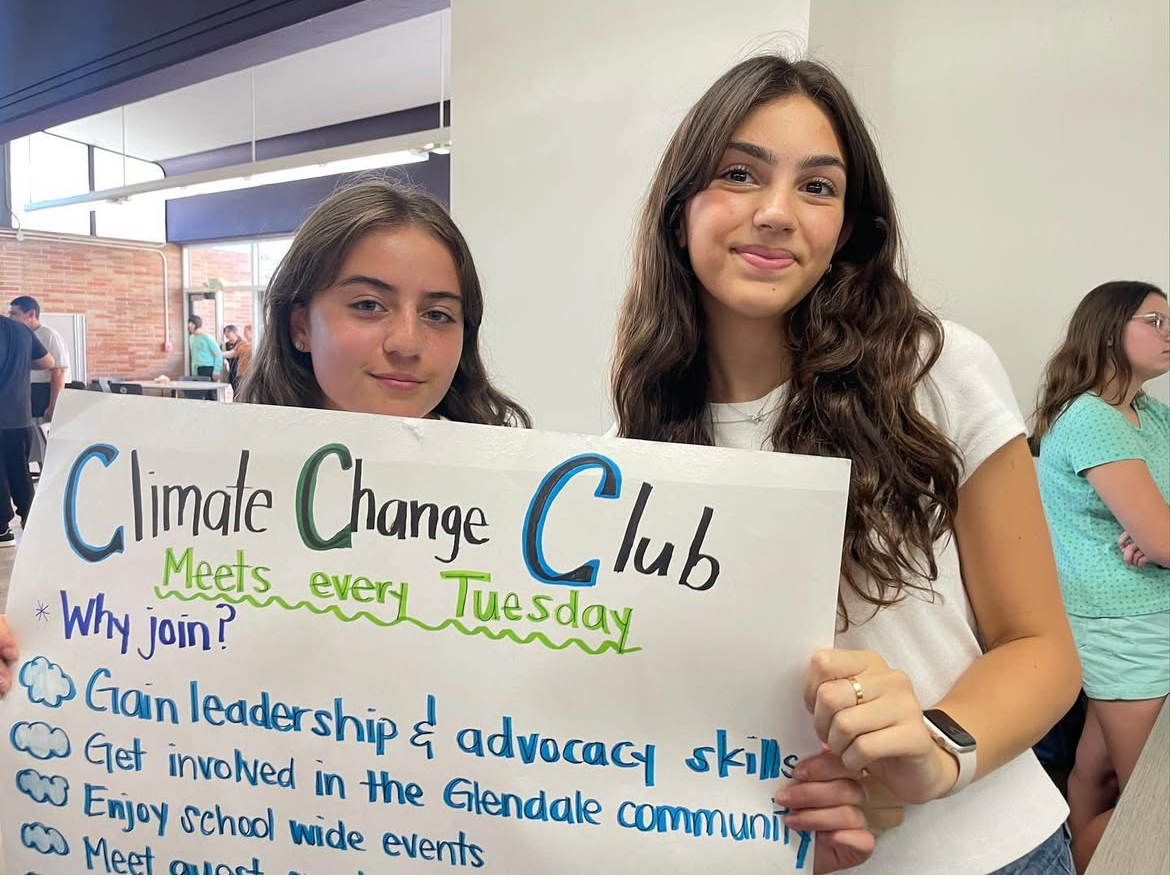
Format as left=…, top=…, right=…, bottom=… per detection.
left=775, top=748, right=904, bottom=873
left=45, top=367, right=66, bottom=421
left=1085, top=459, right=1170, bottom=567
left=802, top=436, right=1081, bottom=805
left=32, top=353, right=54, bottom=370
left=0, top=615, right=18, bottom=696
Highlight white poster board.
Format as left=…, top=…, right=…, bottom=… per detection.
left=1, top=391, right=849, bottom=874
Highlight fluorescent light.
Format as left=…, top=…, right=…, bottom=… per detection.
left=126, top=149, right=427, bottom=202
left=24, top=128, right=448, bottom=212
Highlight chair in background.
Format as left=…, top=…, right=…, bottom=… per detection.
left=93, top=376, right=129, bottom=392
left=108, top=382, right=144, bottom=395
left=180, top=374, right=217, bottom=401
left=65, top=380, right=87, bottom=390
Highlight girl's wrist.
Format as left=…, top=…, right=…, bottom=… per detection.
left=927, top=739, right=961, bottom=801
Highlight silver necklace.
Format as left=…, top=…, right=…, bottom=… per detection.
left=711, top=395, right=782, bottom=425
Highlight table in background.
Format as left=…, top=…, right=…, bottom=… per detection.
left=134, top=380, right=233, bottom=402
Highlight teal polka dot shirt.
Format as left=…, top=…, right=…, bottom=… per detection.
left=1038, top=392, right=1170, bottom=617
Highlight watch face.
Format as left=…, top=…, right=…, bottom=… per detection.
left=924, top=708, right=976, bottom=748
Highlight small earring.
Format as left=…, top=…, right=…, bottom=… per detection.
left=825, top=262, right=833, bottom=274
left=294, top=339, right=306, bottom=352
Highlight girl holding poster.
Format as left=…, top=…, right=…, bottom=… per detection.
left=239, top=179, right=530, bottom=427
left=609, top=55, right=1080, bottom=874
left=1, top=181, right=532, bottom=686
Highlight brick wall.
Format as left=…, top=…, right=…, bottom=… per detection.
left=221, top=290, right=254, bottom=337
left=187, top=246, right=252, bottom=287
left=0, top=233, right=185, bottom=381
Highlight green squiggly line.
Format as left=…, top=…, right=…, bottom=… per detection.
left=400, top=615, right=639, bottom=655
left=153, top=587, right=640, bottom=655
left=154, top=586, right=403, bottom=627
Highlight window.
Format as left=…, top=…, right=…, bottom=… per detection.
left=92, top=147, right=166, bottom=242
left=182, top=238, right=289, bottom=350
left=6, top=133, right=166, bottom=241
left=8, top=133, right=90, bottom=235
left=256, top=237, right=294, bottom=287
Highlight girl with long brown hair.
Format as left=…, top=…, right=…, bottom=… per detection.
left=0, top=182, right=530, bottom=704
left=611, top=54, right=1079, bottom=873
left=239, top=179, right=529, bottom=427
left=1033, top=281, right=1169, bottom=869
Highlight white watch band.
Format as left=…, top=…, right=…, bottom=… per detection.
left=923, top=714, right=977, bottom=796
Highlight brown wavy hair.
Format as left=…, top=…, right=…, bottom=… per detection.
left=610, top=55, right=961, bottom=625
left=1030, top=281, right=1166, bottom=452
left=240, top=180, right=530, bottom=427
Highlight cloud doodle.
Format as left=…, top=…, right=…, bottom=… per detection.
left=20, top=822, right=69, bottom=856
left=10, top=722, right=71, bottom=760
left=19, top=657, right=76, bottom=708
left=16, top=769, right=69, bottom=806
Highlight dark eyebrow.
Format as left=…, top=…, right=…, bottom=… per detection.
left=339, top=275, right=462, bottom=303
left=799, top=154, right=847, bottom=173
left=338, top=274, right=396, bottom=293
left=727, top=141, right=776, bottom=165
left=725, top=142, right=846, bottom=174
left=423, top=291, right=463, bottom=305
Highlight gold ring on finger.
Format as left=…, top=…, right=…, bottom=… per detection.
left=848, top=676, right=864, bottom=706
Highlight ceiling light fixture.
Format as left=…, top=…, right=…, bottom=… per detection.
left=23, top=127, right=450, bottom=213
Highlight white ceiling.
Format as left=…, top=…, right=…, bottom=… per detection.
left=47, top=9, right=451, bottom=162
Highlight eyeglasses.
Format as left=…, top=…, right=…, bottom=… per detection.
left=1131, top=312, right=1170, bottom=336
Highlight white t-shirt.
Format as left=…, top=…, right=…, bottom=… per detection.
left=31, top=323, right=69, bottom=384
left=614, top=321, right=1068, bottom=874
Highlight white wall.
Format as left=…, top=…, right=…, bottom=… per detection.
left=451, top=0, right=811, bottom=432
left=809, top=0, right=1170, bottom=408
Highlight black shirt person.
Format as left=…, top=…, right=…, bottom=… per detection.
left=0, top=315, right=54, bottom=543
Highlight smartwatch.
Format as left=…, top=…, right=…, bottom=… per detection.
left=923, top=708, right=977, bottom=796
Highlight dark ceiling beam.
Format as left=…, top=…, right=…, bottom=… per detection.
left=0, top=0, right=446, bottom=144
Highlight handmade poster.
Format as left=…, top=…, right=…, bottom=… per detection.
left=0, top=391, right=850, bottom=874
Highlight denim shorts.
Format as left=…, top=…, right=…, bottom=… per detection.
left=991, top=826, right=1073, bottom=875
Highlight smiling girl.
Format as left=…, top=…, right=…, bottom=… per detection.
left=240, top=180, right=529, bottom=426
left=0, top=182, right=528, bottom=704
left=610, top=55, right=1080, bottom=874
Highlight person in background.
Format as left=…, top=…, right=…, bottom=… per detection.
left=243, top=323, right=254, bottom=344
left=222, top=325, right=238, bottom=385
left=1032, top=280, right=1170, bottom=871
left=221, top=324, right=252, bottom=394
left=8, top=296, right=69, bottom=422
left=0, top=315, right=53, bottom=545
left=187, top=314, right=224, bottom=401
